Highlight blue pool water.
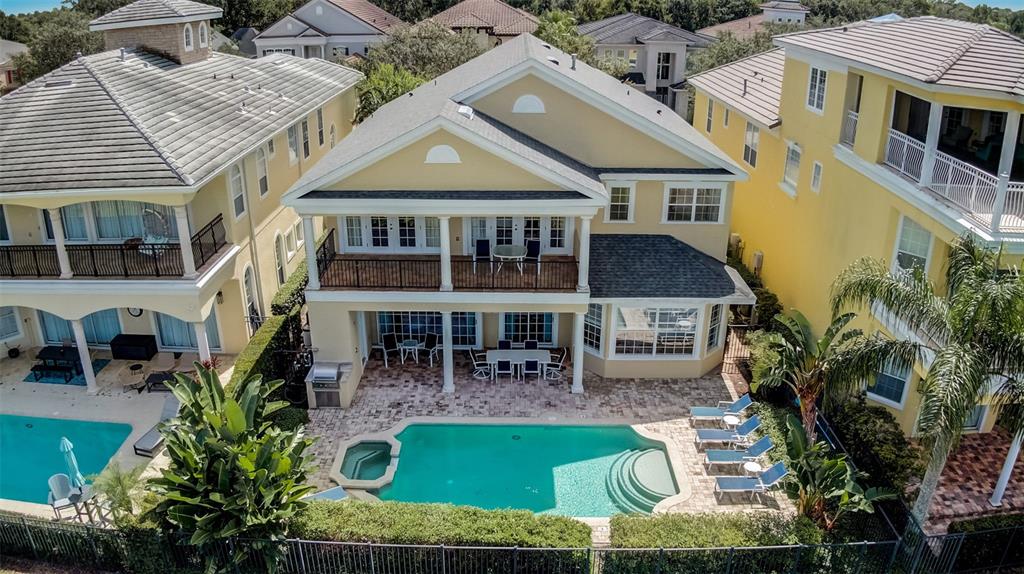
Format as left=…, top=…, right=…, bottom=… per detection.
left=376, top=424, right=678, bottom=517
left=0, top=414, right=132, bottom=503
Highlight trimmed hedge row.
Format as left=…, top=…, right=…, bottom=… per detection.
left=949, top=513, right=1024, bottom=533
left=227, top=305, right=300, bottom=392
left=609, top=512, right=822, bottom=549
left=270, top=406, right=310, bottom=431
left=269, top=231, right=330, bottom=316
left=289, top=500, right=592, bottom=548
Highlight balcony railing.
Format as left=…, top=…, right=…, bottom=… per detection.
left=930, top=153, right=999, bottom=216
left=884, top=128, right=925, bottom=181
left=0, top=214, right=228, bottom=278
left=841, top=110, right=858, bottom=146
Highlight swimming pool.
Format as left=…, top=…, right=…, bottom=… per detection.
left=374, top=423, right=678, bottom=517
left=0, top=414, right=133, bottom=504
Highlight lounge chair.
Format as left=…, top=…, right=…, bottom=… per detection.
left=695, top=415, right=761, bottom=448
left=714, top=461, right=789, bottom=504
left=47, top=474, right=82, bottom=521
left=133, top=395, right=181, bottom=457
left=690, top=394, right=753, bottom=422
left=704, top=436, right=774, bottom=470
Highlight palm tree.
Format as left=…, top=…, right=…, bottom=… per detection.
left=750, top=309, right=917, bottom=443
left=830, top=234, right=1024, bottom=524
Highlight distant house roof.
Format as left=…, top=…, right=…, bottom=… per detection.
left=697, top=13, right=766, bottom=40
left=230, top=27, right=260, bottom=56
left=579, top=13, right=711, bottom=47
left=0, top=39, right=28, bottom=68
left=89, top=0, right=221, bottom=30
left=774, top=16, right=1024, bottom=97
left=255, top=0, right=403, bottom=42
left=431, top=0, right=539, bottom=36
left=0, top=50, right=361, bottom=193
left=323, top=0, right=404, bottom=33
left=687, top=48, right=785, bottom=128
left=759, top=1, right=809, bottom=11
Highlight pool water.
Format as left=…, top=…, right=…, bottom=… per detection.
left=0, top=414, right=133, bottom=504
left=376, top=424, right=677, bottom=517
left=339, top=441, right=392, bottom=481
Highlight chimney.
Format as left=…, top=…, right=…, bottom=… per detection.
left=89, top=0, right=223, bottom=65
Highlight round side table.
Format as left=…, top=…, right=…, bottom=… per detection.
left=722, top=414, right=741, bottom=429
left=743, top=461, right=763, bottom=476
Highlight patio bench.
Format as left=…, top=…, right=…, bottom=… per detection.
left=31, top=364, right=75, bottom=382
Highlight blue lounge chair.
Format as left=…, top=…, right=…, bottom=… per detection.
left=695, top=415, right=761, bottom=448
left=714, top=461, right=789, bottom=504
left=690, top=394, right=753, bottom=422
left=704, top=436, right=774, bottom=469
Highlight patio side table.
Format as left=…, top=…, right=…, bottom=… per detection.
left=400, top=339, right=421, bottom=364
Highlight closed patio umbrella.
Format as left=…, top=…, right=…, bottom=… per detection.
left=59, top=437, right=85, bottom=489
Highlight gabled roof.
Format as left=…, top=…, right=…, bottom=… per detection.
left=774, top=16, right=1024, bottom=97
left=688, top=48, right=785, bottom=128
left=0, top=50, right=361, bottom=194
left=697, top=13, right=766, bottom=40
left=578, top=12, right=711, bottom=47
left=89, top=0, right=221, bottom=30
left=230, top=27, right=260, bottom=56
left=431, top=0, right=539, bottom=36
left=255, top=0, right=402, bottom=40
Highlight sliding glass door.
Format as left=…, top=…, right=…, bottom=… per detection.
left=154, top=308, right=221, bottom=350
left=38, top=309, right=122, bottom=346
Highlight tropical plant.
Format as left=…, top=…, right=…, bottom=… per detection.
left=784, top=414, right=896, bottom=531
left=831, top=234, right=1024, bottom=524
left=749, top=309, right=917, bottom=442
left=354, top=63, right=426, bottom=123
left=88, top=461, right=147, bottom=522
left=149, top=365, right=316, bottom=574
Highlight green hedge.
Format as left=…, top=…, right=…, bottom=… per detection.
left=290, top=500, right=592, bottom=548
left=227, top=305, right=299, bottom=392
left=269, top=230, right=331, bottom=315
left=949, top=513, right=1024, bottom=533
left=609, top=512, right=821, bottom=549
left=270, top=406, right=309, bottom=431
left=752, top=402, right=795, bottom=466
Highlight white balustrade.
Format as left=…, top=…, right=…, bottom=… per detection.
left=841, top=111, right=858, bottom=146
left=929, top=151, right=999, bottom=221
left=884, top=128, right=925, bottom=182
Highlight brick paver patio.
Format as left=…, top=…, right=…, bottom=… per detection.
left=305, top=353, right=795, bottom=522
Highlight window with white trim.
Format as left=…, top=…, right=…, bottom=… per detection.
left=811, top=161, right=823, bottom=193
left=397, top=216, right=416, bottom=247
left=615, top=307, right=698, bottom=357
left=783, top=142, right=801, bottom=187
left=706, top=304, right=723, bottom=350
left=664, top=187, right=722, bottom=223
left=870, top=358, right=909, bottom=407
left=256, top=147, right=269, bottom=196
left=495, top=217, right=513, bottom=245
left=286, top=228, right=297, bottom=256
left=705, top=98, right=713, bottom=133
left=549, top=217, right=565, bottom=248
left=42, top=205, right=88, bottom=241
left=895, top=216, right=931, bottom=273
left=963, top=405, right=986, bottom=430
left=378, top=312, right=479, bottom=348
left=584, top=304, right=602, bottom=353
left=267, top=137, right=275, bottom=157
left=0, top=306, right=20, bottom=341
left=301, top=119, right=310, bottom=159
left=501, top=312, right=556, bottom=346
left=228, top=164, right=246, bottom=218
left=807, top=67, right=827, bottom=112
left=608, top=185, right=633, bottom=222
left=523, top=217, right=541, bottom=244
left=287, top=125, right=298, bottom=163
left=316, top=108, right=325, bottom=146
left=657, top=52, right=671, bottom=80
left=263, top=48, right=295, bottom=56
left=345, top=216, right=363, bottom=247
left=424, top=217, right=440, bottom=248
left=294, top=221, right=304, bottom=245
left=198, top=22, right=208, bottom=48
left=628, top=49, right=637, bottom=67
left=743, top=122, right=759, bottom=167
left=183, top=24, right=194, bottom=51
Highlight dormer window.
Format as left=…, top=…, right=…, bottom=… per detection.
left=199, top=22, right=208, bottom=48
left=184, top=23, right=194, bottom=52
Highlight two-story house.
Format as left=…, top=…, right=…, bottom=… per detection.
left=253, top=0, right=403, bottom=59
left=688, top=15, right=1024, bottom=442
left=282, top=34, right=754, bottom=406
left=578, top=13, right=712, bottom=115
left=430, top=0, right=539, bottom=48
left=0, top=0, right=361, bottom=393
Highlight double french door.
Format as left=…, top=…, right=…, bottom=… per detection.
left=339, top=216, right=441, bottom=253
left=463, top=216, right=573, bottom=256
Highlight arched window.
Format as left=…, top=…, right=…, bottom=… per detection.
left=424, top=144, right=461, bottom=164
left=275, top=235, right=286, bottom=285
left=512, top=94, right=545, bottom=114
left=183, top=24, right=194, bottom=52
left=199, top=22, right=208, bottom=48
left=330, top=125, right=336, bottom=148
left=243, top=265, right=260, bottom=318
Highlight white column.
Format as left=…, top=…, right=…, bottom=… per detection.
left=919, top=102, right=944, bottom=186
left=70, top=319, right=97, bottom=394
left=990, top=432, right=1022, bottom=507
left=47, top=208, right=73, bottom=279
left=302, top=216, right=320, bottom=290
left=174, top=206, right=197, bottom=278
left=441, top=311, right=454, bottom=393
left=644, top=50, right=657, bottom=93
left=576, top=216, right=591, bottom=292
left=571, top=311, right=585, bottom=394
left=193, top=320, right=211, bottom=362
left=439, top=216, right=452, bottom=292
left=991, top=110, right=1020, bottom=233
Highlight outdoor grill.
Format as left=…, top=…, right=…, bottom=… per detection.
left=305, top=362, right=345, bottom=408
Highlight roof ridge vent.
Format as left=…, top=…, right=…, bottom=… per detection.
left=457, top=104, right=474, bottom=120
left=924, top=24, right=987, bottom=83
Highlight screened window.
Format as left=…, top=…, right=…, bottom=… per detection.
left=287, top=125, right=298, bottom=162
left=870, top=359, right=909, bottom=406
left=807, top=67, right=827, bottom=112
left=378, top=312, right=479, bottom=348
left=229, top=164, right=246, bottom=217
left=275, top=235, right=286, bottom=284
left=705, top=99, right=713, bottom=133
left=501, top=312, right=555, bottom=346
left=345, top=216, right=363, bottom=247
left=783, top=143, right=801, bottom=187
left=665, top=188, right=722, bottom=223
left=0, top=206, right=8, bottom=242
left=811, top=161, right=823, bottom=193
left=549, top=217, right=565, bottom=248
left=424, top=217, right=441, bottom=248
left=256, top=147, right=270, bottom=196
left=38, top=309, right=121, bottom=346
left=895, top=217, right=931, bottom=273
left=743, top=122, right=759, bottom=167
left=615, top=307, right=698, bottom=357
left=294, top=221, right=304, bottom=245
left=91, top=201, right=179, bottom=240
left=316, top=108, right=325, bottom=146
left=0, top=307, right=19, bottom=341
left=43, top=204, right=88, bottom=241
left=608, top=186, right=632, bottom=222
left=301, top=120, right=310, bottom=159
left=286, top=228, right=297, bottom=255
left=584, top=304, right=602, bottom=353
left=706, top=304, right=723, bottom=350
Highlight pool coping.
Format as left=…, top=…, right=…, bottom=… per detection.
left=328, top=415, right=693, bottom=517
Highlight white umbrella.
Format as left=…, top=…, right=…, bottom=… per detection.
left=59, top=437, right=85, bottom=489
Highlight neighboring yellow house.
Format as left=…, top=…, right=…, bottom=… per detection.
left=689, top=15, right=1024, bottom=436
left=0, top=0, right=361, bottom=393
left=283, top=34, right=755, bottom=406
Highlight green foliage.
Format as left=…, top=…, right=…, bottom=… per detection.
left=269, top=406, right=309, bottom=431
left=20, top=9, right=103, bottom=82
left=291, top=500, right=592, bottom=547
left=725, top=254, right=783, bottom=330
left=150, top=365, right=316, bottom=573
left=227, top=306, right=299, bottom=392
left=752, top=402, right=795, bottom=464
left=360, top=21, right=484, bottom=79
left=354, top=63, right=426, bottom=123
left=87, top=461, right=147, bottom=522
left=610, top=512, right=822, bottom=548
left=269, top=260, right=309, bottom=316
left=61, top=0, right=133, bottom=16
left=949, top=513, right=1024, bottom=533
left=535, top=10, right=629, bottom=76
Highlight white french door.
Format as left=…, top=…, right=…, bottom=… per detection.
left=462, top=216, right=573, bottom=256
left=338, top=216, right=441, bottom=254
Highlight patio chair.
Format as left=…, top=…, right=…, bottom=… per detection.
left=493, top=359, right=514, bottom=382
left=473, top=239, right=492, bottom=274
left=381, top=333, right=400, bottom=369
left=524, top=340, right=539, bottom=350
left=695, top=415, right=761, bottom=448
left=689, top=394, right=754, bottom=423
left=47, top=473, right=81, bottom=521
left=714, top=461, right=789, bottom=504
left=524, top=239, right=541, bottom=274
left=522, top=359, right=542, bottom=381
left=545, top=348, right=566, bottom=380
left=704, top=436, right=774, bottom=470
left=471, top=352, right=491, bottom=380
left=498, top=339, right=512, bottom=350
left=134, top=395, right=181, bottom=457
left=424, top=333, right=442, bottom=367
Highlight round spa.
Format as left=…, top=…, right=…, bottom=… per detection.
left=339, top=441, right=393, bottom=482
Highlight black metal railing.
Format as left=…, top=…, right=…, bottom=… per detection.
left=451, top=259, right=578, bottom=291
left=321, top=258, right=441, bottom=290
left=190, top=213, right=228, bottom=270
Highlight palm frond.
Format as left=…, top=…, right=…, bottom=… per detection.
left=917, top=343, right=992, bottom=448
left=823, top=336, right=921, bottom=408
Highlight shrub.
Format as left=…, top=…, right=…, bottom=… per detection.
left=948, top=514, right=1024, bottom=572
left=290, top=500, right=592, bottom=548
left=270, top=406, right=309, bottom=431
left=753, top=402, right=795, bottom=465
left=610, top=512, right=822, bottom=548
left=269, top=230, right=331, bottom=315
left=949, top=513, right=1024, bottom=533
left=227, top=305, right=300, bottom=392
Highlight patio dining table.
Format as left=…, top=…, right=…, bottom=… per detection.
left=36, top=346, right=82, bottom=371
left=492, top=245, right=527, bottom=274
left=486, top=349, right=551, bottom=378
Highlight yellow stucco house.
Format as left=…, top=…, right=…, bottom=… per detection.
left=283, top=35, right=756, bottom=406
left=0, top=0, right=361, bottom=393
left=689, top=15, right=1024, bottom=436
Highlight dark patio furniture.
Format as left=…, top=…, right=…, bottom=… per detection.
left=498, top=340, right=512, bottom=350
left=36, top=346, right=82, bottom=373
left=473, top=239, right=492, bottom=273
left=524, top=340, right=539, bottom=350
left=144, top=371, right=176, bottom=393
left=110, top=334, right=158, bottom=361
left=524, top=239, right=541, bottom=274
left=31, top=364, right=74, bottom=382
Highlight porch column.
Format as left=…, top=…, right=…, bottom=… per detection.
left=47, top=208, right=73, bottom=279
left=302, top=216, right=320, bottom=290
left=571, top=311, right=585, bottom=394
left=174, top=206, right=197, bottom=278
left=441, top=311, right=454, bottom=393
left=577, top=216, right=591, bottom=293
left=643, top=50, right=657, bottom=93
left=990, top=432, right=1022, bottom=507
left=70, top=319, right=97, bottom=394
left=919, top=102, right=944, bottom=186
left=193, top=320, right=211, bottom=363
left=439, top=216, right=452, bottom=291
left=991, top=110, right=1020, bottom=233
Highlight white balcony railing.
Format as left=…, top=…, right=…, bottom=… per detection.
left=841, top=110, right=858, bottom=147
left=1005, top=183, right=1024, bottom=231
left=930, top=152, right=999, bottom=216
left=884, top=128, right=925, bottom=182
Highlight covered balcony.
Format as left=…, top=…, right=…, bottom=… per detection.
left=883, top=91, right=1024, bottom=233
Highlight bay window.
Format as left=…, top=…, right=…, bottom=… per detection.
left=614, top=307, right=698, bottom=358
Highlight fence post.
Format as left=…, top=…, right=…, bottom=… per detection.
left=440, top=544, right=447, bottom=574
left=512, top=546, right=518, bottom=574
left=86, top=525, right=100, bottom=566
left=853, top=541, right=867, bottom=574
left=945, top=534, right=965, bottom=574
left=295, top=539, right=308, bottom=574
left=997, top=527, right=1018, bottom=572
left=885, top=540, right=902, bottom=574
left=368, top=541, right=376, bottom=574
left=20, top=517, right=38, bottom=559
left=655, top=547, right=664, bottom=574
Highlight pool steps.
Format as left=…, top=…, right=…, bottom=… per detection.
left=605, top=448, right=675, bottom=514
left=344, top=448, right=390, bottom=481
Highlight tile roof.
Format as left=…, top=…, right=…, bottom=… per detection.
left=687, top=48, right=785, bottom=128
left=774, top=16, right=1024, bottom=97
left=301, top=190, right=589, bottom=200
left=588, top=234, right=744, bottom=299
left=579, top=12, right=711, bottom=47
left=0, top=50, right=361, bottom=193
left=323, top=0, right=404, bottom=33
left=89, top=0, right=221, bottom=29
left=431, top=0, right=539, bottom=36
left=759, top=1, right=809, bottom=10
left=697, top=13, right=767, bottom=41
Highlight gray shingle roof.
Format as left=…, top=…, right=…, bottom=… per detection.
left=588, top=234, right=742, bottom=299
left=89, top=0, right=221, bottom=29
left=687, top=48, right=785, bottom=128
left=301, top=190, right=589, bottom=200
left=0, top=49, right=361, bottom=193
left=578, top=13, right=711, bottom=47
